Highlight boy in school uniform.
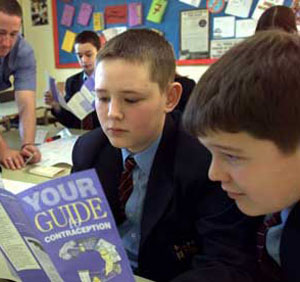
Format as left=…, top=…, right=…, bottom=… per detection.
left=183, top=30, right=300, bottom=282
left=72, top=29, right=260, bottom=282
left=44, top=30, right=100, bottom=129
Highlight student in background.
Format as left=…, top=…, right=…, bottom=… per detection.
left=44, top=30, right=100, bottom=129
left=0, top=0, right=41, bottom=170
left=174, top=73, right=196, bottom=112
left=183, top=30, right=300, bottom=282
left=72, top=29, right=260, bottom=282
left=255, top=5, right=297, bottom=33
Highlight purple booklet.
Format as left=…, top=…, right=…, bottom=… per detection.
left=0, top=169, right=135, bottom=282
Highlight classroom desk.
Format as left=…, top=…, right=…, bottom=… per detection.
left=0, top=97, right=48, bottom=130
left=1, top=125, right=154, bottom=282
left=1, top=124, right=84, bottom=183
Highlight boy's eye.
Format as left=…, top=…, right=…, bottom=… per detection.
left=222, top=153, right=241, bottom=163
left=97, top=96, right=109, bottom=102
left=125, top=98, right=139, bottom=104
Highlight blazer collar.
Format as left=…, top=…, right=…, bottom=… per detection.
left=280, top=201, right=300, bottom=282
left=140, top=114, right=179, bottom=246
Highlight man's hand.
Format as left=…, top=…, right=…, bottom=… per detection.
left=0, top=148, right=25, bottom=170
left=21, top=144, right=41, bottom=164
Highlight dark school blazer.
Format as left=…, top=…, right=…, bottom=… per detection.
left=72, top=112, right=261, bottom=282
left=51, top=71, right=99, bottom=129
left=259, top=202, right=300, bottom=282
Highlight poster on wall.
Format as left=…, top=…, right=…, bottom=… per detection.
left=180, top=9, right=210, bottom=59
left=31, top=0, right=49, bottom=26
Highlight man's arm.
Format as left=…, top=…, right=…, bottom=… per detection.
left=15, top=90, right=41, bottom=163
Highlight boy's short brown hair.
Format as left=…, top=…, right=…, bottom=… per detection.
left=96, top=28, right=176, bottom=91
left=183, top=30, right=300, bottom=154
left=0, top=0, right=22, bottom=18
left=75, top=30, right=101, bottom=51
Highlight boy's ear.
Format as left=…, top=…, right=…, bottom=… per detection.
left=164, top=82, right=182, bottom=113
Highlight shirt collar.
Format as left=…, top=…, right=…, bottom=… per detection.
left=121, top=135, right=162, bottom=177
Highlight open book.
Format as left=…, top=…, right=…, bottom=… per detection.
left=0, top=169, right=135, bottom=282
left=47, top=74, right=95, bottom=121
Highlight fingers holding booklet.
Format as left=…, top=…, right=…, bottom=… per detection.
left=0, top=169, right=136, bottom=282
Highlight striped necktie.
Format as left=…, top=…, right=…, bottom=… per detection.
left=257, top=212, right=282, bottom=263
left=118, top=157, right=136, bottom=222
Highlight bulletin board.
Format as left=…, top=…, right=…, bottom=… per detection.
left=52, top=0, right=294, bottom=68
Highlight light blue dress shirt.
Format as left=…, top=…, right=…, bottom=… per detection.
left=266, top=206, right=294, bottom=265
left=0, top=34, right=36, bottom=91
left=118, top=135, right=162, bottom=269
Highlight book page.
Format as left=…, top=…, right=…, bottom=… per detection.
left=0, top=204, right=40, bottom=271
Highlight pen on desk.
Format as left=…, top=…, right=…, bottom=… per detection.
left=24, top=153, right=35, bottom=166
left=46, top=135, right=61, bottom=142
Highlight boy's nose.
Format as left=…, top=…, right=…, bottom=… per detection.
left=108, top=100, right=123, bottom=119
left=208, top=158, right=230, bottom=183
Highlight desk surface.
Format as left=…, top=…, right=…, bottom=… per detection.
left=1, top=125, right=153, bottom=282
left=0, top=97, right=46, bottom=118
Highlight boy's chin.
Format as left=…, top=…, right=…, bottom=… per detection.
left=236, top=200, right=269, bottom=217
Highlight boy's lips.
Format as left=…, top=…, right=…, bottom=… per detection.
left=107, top=127, right=127, bottom=133
left=222, top=186, right=245, bottom=199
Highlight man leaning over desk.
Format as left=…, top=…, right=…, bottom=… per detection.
left=0, top=0, right=41, bottom=170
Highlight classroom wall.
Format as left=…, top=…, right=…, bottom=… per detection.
left=20, top=0, right=208, bottom=98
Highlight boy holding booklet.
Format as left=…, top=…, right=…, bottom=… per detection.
left=72, top=29, right=260, bottom=282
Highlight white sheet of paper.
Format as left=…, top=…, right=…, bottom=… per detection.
left=252, top=0, right=284, bottom=20
left=179, top=0, right=201, bottom=8
left=38, top=136, right=78, bottom=167
left=225, top=0, right=253, bottom=18
left=102, top=26, right=127, bottom=41
left=35, top=128, right=49, bottom=145
left=210, top=38, right=244, bottom=58
left=213, top=16, right=235, bottom=38
left=236, top=18, right=257, bottom=37
left=2, top=179, right=35, bottom=194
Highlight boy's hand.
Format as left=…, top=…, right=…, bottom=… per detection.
left=44, top=90, right=60, bottom=111
left=0, top=148, right=25, bottom=170
left=21, top=144, right=41, bottom=164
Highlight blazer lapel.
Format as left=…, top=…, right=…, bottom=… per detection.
left=140, top=115, right=178, bottom=246
left=95, top=145, right=123, bottom=223
left=280, top=202, right=300, bottom=282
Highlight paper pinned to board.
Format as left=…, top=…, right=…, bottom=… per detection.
left=128, top=3, right=143, bottom=27
left=93, top=12, right=104, bottom=31
left=147, top=0, right=168, bottom=24
left=61, top=30, right=76, bottom=53
left=60, top=4, right=75, bottom=27
left=77, top=2, right=93, bottom=26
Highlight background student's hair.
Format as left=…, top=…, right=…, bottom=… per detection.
left=75, top=30, right=101, bottom=50
left=255, top=5, right=297, bottom=33
left=183, top=30, right=300, bottom=154
left=0, top=0, right=22, bottom=17
left=96, top=28, right=176, bottom=91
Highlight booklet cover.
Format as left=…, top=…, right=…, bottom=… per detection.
left=0, top=169, right=135, bottom=282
